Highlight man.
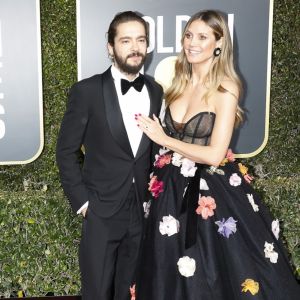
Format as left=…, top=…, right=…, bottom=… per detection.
left=56, top=11, right=163, bottom=300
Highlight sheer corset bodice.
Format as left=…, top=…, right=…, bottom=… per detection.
left=164, top=106, right=216, bottom=146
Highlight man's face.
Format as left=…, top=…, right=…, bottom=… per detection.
left=108, top=21, right=147, bottom=75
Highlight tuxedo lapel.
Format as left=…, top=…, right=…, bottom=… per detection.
left=102, top=68, right=134, bottom=157
left=135, top=77, right=157, bottom=159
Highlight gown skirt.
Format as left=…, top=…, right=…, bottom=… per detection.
left=137, top=149, right=300, bottom=300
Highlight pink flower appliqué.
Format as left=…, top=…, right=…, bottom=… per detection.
left=226, top=148, right=235, bottom=162
left=196, top=196, right=216, bottom=219
left=243, top=173, right=254, bottom=184
left=154, top=153, right=172, bottom=168
left=220, top=148, right=235, bottom=166
left=129, top=284, right=136, bottom=300
left=229, top=173, right=242, bottom=186
left=148, top=175, right=164, bottom=199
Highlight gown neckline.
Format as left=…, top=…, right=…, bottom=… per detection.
left=166, top=106, right=216, bottom=133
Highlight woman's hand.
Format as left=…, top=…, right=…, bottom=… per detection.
left=136, top=114, right=169, bottom=146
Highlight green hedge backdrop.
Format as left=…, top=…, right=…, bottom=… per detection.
left=0, top=0, right=299, bottom=297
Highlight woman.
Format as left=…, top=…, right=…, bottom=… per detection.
left=135, top=10, right=299, bottom=300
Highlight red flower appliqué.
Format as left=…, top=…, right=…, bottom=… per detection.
left=129, top=284, right=136, bottom=300
left=148, top=175, right=164, bottom=198
left=154, top=154, right=172, bottom=168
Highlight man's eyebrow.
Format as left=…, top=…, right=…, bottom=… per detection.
left=118, top=35, right=146, bottom=40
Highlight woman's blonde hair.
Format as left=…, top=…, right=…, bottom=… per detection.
left=165, top=10, right=243, bottom=125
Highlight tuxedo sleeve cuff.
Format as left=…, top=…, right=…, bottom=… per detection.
left=77, top=201, right=89, bottom=214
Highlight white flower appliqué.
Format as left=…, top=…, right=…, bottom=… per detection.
left=180, top=158, right=197, bottom=177
left=199, top=178, right=209, bottom=190
left=159, top=215, right=180, bottom=236
left=143, top=200, right=151, bottom=218
left=183, top=185, right=188, bottom=197
left=229, top=173, right=242, bottom=186
left=271, top=219, right=280, bottom=240
left=172, top=152, right=183, bottom=167
left=158, top=147, right=170, bottom=155
left=264, top=242, right=279, bottom=263
left=247, top=193, right=259, bottom=212
left=177, top=256, right=196, bottom=277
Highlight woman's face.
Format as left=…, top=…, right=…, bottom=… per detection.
left=183, top=19, right=221, bottom=65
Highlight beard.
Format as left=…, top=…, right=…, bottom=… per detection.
left=113, top=50, right=146, bottom=75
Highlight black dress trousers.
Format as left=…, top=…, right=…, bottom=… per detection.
left=79, top=184, right=142, bottom=300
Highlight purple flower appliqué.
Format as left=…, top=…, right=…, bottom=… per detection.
left=215, top=217, right=237, bottom=238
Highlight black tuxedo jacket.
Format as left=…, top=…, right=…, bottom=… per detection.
left=56, top=67, right=163, bottom=217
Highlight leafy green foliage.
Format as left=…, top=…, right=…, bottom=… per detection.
left=0, top=0, right=299, bottom=296
left=246, top=0, right=300, bottom=276
left=0, top=190, right=81, bottom=297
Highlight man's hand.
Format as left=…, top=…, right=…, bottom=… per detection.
left=81, top=207, right=88, bottom=218
left=76, top=201, right=89, bottom=216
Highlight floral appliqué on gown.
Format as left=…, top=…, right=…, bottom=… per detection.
left=136, top=107, right=299, bottom=300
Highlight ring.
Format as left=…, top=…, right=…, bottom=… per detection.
left=145, top=125, right=149, bottom=130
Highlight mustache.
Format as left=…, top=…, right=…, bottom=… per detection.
left=127, top=52, right=145, bottom=59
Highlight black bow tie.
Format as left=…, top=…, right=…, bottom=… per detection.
left=121, top=76, right=144, bottom=95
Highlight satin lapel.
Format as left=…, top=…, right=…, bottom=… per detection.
left=135, top=78, right=157, bottom=159
left=102, top=68, right=134, bottom=157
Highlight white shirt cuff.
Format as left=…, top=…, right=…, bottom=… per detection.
left=77, top=201, right=89, bottom=214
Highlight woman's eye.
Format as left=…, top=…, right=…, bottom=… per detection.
left=185, top=33, right=192, bottom=39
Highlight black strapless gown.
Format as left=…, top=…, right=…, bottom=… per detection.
left=136, top=107, right=299, bottom=300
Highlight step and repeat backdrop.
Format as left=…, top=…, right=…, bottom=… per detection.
left=77, top=0, right=274, bottom=158
left=0, top=0, right=273, bottom=164
left=0, top=0, right=43, bottom=165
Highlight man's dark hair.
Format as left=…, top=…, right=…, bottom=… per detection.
left=107, top=11, right=149, bottom=46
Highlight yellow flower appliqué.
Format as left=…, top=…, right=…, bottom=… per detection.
left=238, top=163, right=248, bottom=175
left=220, top=149, right=235, bottom=166
left=219, top=158, right=228, bottom=166
left=241, top=278, right=259, bottom=295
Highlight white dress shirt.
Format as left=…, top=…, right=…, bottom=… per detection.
left=77, top=65, right=150, bottom=214
left=111, top=65, right=150, bottom=155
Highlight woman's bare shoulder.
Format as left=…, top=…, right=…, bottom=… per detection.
left=220, top=78, right=239, bottom=100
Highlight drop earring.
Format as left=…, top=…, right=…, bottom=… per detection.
left=213, top=47, right=222, bottom=57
